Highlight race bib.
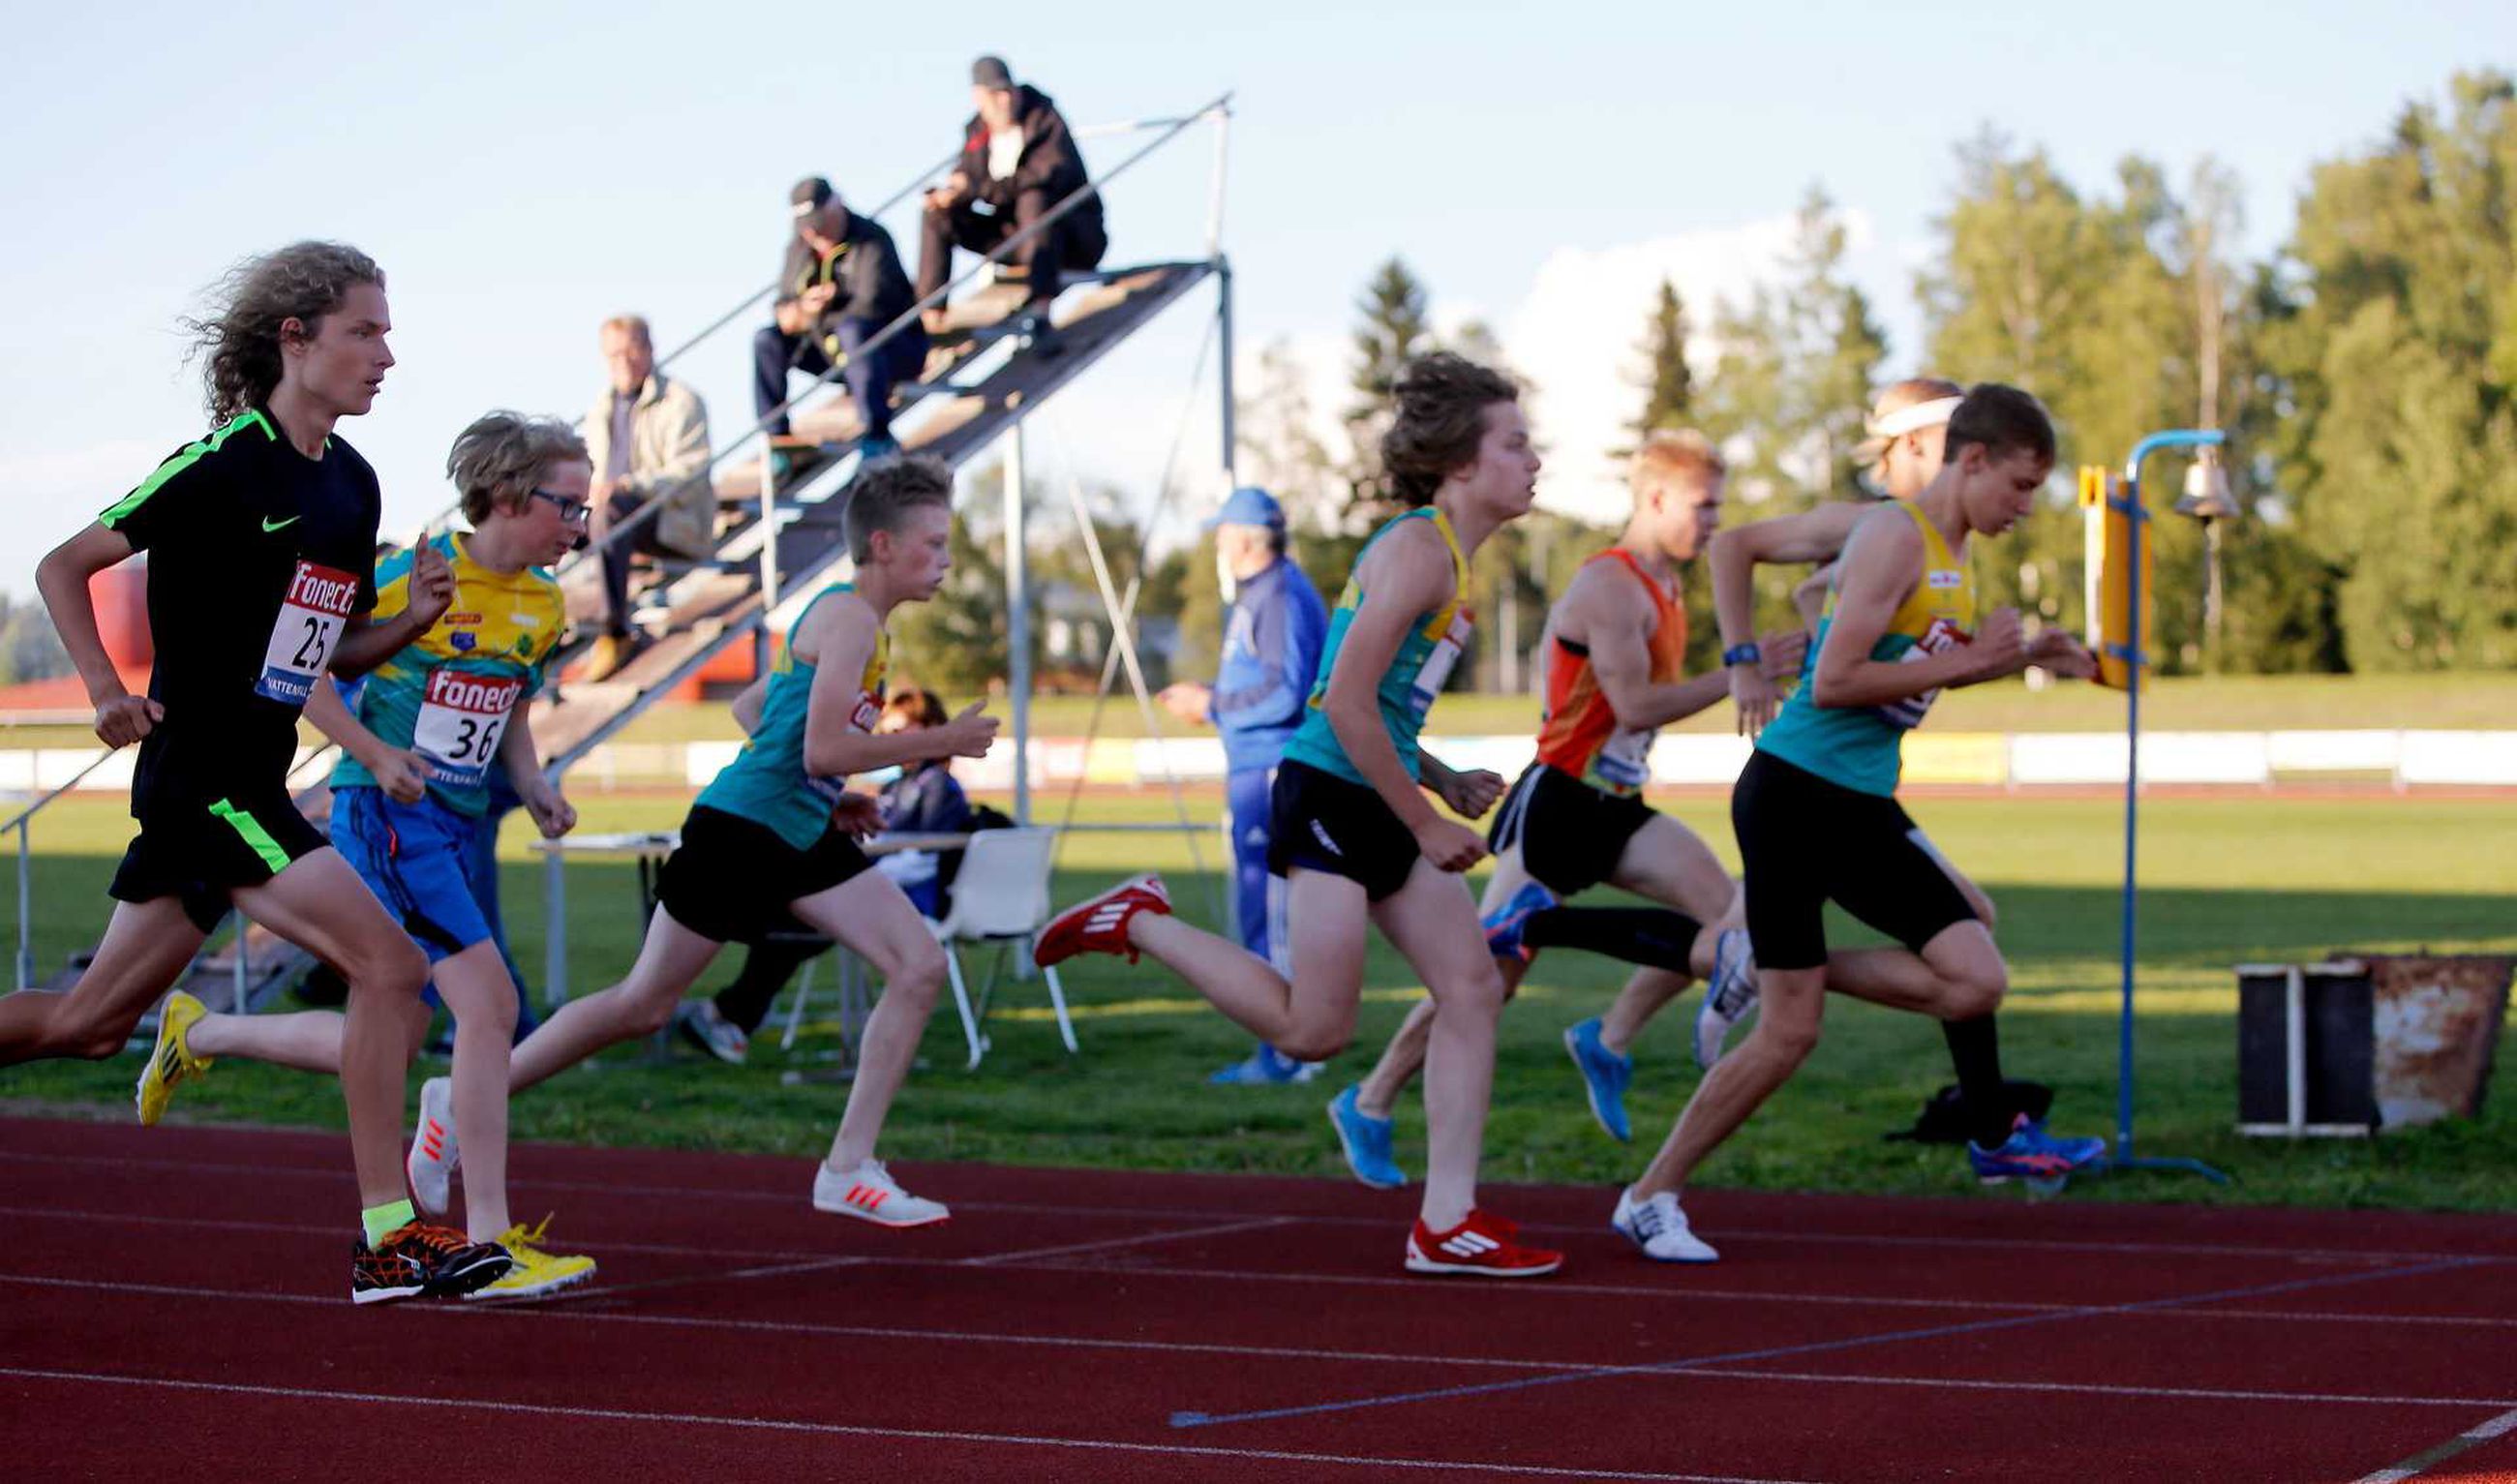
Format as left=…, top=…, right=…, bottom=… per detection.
left=1878, top=616, right=1971, bottom=731
left=257, top=561, right=360, bottom=705
left=1408, top=611, right=1472, bottom=719
left=808, top=686, right=884, bottom=806
left=1596, top=726, right=1657, bottom=790
left=412, top=669, right=524, bottom=788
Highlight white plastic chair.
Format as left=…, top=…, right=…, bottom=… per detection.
left=930, top=828, right=1076, bottom=1069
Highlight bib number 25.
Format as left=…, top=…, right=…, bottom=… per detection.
left=257, top=560, right=361, bottom=705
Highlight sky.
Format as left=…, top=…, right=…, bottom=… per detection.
left=3, top=0, right=2508, bottom=591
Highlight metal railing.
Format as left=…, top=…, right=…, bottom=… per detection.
left=4, top=748, right=117, bottom=989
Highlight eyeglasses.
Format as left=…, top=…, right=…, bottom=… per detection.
left=530, top=489, right=592, bottom=526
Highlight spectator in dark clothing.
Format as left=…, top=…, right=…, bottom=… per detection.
left=676, top=685, right=973, bottom=1063
left=866, top=686, right=977, bottom=918
left=753, top=177, right=926, bottom=463
left=917, top=56, right=1108, bottom=348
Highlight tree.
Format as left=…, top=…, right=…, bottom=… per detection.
left=1236, top=337, right=1339, bottom=530
left=1342, top=257, right=1433, bottom=518
left=2265, top=71, right=2517, bottom=671
left=0, top=592, right=72, bottom=688
left=1616, top=277, right=1694, bottom=460
left=1693, top=187, right=1887, bottom=669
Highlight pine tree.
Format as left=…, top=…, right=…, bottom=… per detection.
left=1343, top=257, right=1433, bottom=518
left=1614, top=277, right=1693, bottom=462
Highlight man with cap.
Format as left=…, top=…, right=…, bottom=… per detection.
left=919, top=56, right=1109, bottom=352
left=1158, top=487, right=1330, bottom=1085
left=754, top=178, right=925, bottom=464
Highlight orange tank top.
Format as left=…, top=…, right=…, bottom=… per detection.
left=1533, top=549, right=1687, bottom=797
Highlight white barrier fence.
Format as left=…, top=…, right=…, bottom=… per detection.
left=8, top=730, right=2512, bottom=798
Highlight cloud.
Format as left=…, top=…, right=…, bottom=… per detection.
left=1501, top=211, right=1870, bottom=525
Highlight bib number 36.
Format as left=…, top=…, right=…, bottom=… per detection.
left=257, top=561, right=360, bottom=705
left=413, top=670, right=525, bottom=787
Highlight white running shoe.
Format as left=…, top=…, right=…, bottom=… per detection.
left=1693, top=927, right=1760, bottom=1071
left=1611, top=1185, right=1719, bottom=1263
left=812, top=1158, right=950, bottom=1227
left=407, top=1076, right=461, bottom=1217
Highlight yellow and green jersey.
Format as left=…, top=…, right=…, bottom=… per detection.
left=1757, top=501, right=1976, bottom=798
left=1282, top=506, right=1471, bottom=786
left=328, top=530, right=564, bottom=816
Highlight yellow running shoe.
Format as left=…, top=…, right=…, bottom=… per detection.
left=464, top=1216, right=597, bottom=1301
left=135, top=991, right=212, bottom=1127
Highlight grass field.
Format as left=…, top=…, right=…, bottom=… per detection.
left=16, top=671, right=2501, bottom=753
left=3, top=788, right=2512, bottom=1214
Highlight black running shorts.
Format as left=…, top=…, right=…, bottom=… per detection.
left=1485, top=763, right=1657, bottom=896
left=110, top=790, right=330, bottom=934
left=654, top=805, right=874, bottom=945
left=1265, top=760, right=1422, bottom=903
left=1729, top=750, right=1977, bottom=971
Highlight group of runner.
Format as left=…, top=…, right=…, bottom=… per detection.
left=1039, top=360, right=2107, bottom=1273
left=0, top=241, right=995, bottom=1303
left=0, top=237, right=2106, bottom=1301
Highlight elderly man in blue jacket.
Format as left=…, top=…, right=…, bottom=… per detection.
left=1159, top=486, right=1331, bottom=1085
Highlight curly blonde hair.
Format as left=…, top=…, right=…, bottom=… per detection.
left=446, top=411, right=590, bottom=527
left=182, top=242, right=384, bottom=423
left=1380, top=352, right=1520, bottom=507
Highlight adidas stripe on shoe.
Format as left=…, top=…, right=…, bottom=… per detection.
left=813, top=1158, right=950, bottom=1228
left=1404, top=1209, right=1562, bottom=1278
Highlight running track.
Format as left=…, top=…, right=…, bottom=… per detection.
left=3, top=1117, right=2513, bottom=1482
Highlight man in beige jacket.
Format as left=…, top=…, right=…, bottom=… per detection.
left=583, top=315, right=712, bottom=681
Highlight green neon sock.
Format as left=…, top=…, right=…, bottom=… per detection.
left=361, top=1198, right=416, bottom=1246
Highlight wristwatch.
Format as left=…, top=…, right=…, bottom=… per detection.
left=1721, top=643, right=1763, bottom=668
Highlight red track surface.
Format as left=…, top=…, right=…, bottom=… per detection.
left=4, top=1116, right=2513, bottom=1482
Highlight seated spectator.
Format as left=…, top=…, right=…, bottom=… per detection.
left=754, top=178, right=925, bottom=469
left=583, top=314, right=712, bottom=681
left=918, top=55, right=1108, bottom=352
left=867, top=685, right=977, bottom=918
left=676, top=684, right=975, bottom=1064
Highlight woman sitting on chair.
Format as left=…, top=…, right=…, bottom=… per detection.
left=870, top=685, right=978, bottom=919
left=679, top=684, right=976, bottom=1062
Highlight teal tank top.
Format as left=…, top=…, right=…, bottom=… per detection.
left=1757, top=501, right=1977, bottom=797
left=696, top=586, right=889, bottom=849
left=1281, top=507, right=1471, bottom=785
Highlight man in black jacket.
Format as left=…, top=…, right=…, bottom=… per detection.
left=753, top=177, right=927, bottom=460
left=918, top=56, right=1109, bottom=348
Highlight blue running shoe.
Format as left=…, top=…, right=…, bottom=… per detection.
left=1326, top=1084, right=1406, bottom=1190
left=1968, top=1114, right=2107, bottom=1187
left=1693, top=927, right=1759, bottom=1070
left=857, top=434, right=903, bottom=462
left=1480, top=880, right=1560, bottom=963
left=1562, top=1017, right=1633, bottom=1142
left=1209, top=1045, right=1317, bottom=1085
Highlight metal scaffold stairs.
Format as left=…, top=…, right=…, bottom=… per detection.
left=14, top=95, right=1235, bottom=1023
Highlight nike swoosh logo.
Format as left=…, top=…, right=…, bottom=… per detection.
left=261, top=515, right=302, bottom=532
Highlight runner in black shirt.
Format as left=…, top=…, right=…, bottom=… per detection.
left=0, top=241, right=509, bottom=1303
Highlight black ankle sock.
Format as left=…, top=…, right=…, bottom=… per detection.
left=1521, top=907, right=1703, bottom=974
left=1942, top=1015, right=2013, bottom=1148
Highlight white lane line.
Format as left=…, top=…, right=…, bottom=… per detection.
left=1, top=1143, right=2497, bottom=1266
left=5, top=1271, right=2512, bottom=1414
left=0, top=1365, right=1822, bottom=1484
left=2352, top=1404, right=2517, bottom=1482
left=958, top=1214, right=1300, bottom=1266
left=3, top=1202, right=2510, bottom=1327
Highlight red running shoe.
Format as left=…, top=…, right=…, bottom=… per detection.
left=1405, top=1209, right=1563, bottom=1278
left=1033, top=874, right=1171, bottom=966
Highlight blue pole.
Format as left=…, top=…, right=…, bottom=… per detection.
left=2112, top=429, right=2228, bottom=1181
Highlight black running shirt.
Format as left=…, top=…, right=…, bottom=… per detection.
left=100, top=409, right=380, bottom=812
